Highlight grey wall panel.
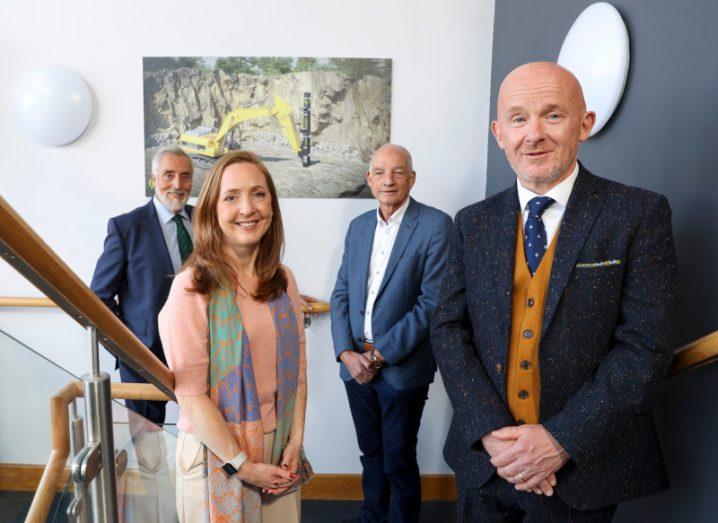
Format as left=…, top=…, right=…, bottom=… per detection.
left=486, top=1, right=718, bottom=520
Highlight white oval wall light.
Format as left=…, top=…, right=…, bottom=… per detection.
left=557, top=2, right=629, bottom=136
left=13, top=64, right=93, bottom=146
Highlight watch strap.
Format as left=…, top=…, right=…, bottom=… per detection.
left=222, top=451, right=248, bottom=476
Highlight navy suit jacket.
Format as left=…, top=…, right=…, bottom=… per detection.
left=432, top=165, right=679, bottom=511
left=91, top=199, right=193, bottom=364
left=330, top=198, right=453, bottom=390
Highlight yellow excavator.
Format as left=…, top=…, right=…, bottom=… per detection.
left=178, top=94, right=310, bottom=168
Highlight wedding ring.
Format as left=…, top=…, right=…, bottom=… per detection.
left=517, top=472, right=527, bottom=482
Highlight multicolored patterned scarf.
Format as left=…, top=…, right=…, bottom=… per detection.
left=206, top=285, right=300, bottom=522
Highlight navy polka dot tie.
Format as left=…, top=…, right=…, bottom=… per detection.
left=524, top=196, right=554, bottom=275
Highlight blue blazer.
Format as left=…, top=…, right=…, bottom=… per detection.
left=330, top=198, right=453, bottom=390
left=432, top=165, right=679, bottom=512
left=90, top=199, right=193, bottom=363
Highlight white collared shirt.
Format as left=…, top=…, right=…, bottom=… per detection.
left=363, top=197, right=411, bottom=342
left=516, top=162, right=579, bottom=247
left=153, top=196, right=194, bottom=274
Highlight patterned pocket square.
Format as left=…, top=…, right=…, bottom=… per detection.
left=575, top=259, right=622, bottom=269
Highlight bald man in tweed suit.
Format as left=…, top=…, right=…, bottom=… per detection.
left=432, top=62, right=679, bottom=521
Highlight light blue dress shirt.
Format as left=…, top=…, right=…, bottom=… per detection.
left=153, top=196, right=194, bottom=274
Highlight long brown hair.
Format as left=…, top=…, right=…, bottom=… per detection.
left=188, top=150, right=287, bottom=301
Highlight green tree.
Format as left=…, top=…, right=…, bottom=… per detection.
left=294, top=57, right=319, bottom=72
left=328, top=58, right=389, bottom=80
left=175, top=57, right=202, bottom=68
left=215, top=57, right=294, bottom=76
left=215, top=57, right=257, bottom=75
left=143, top=57, right=202, bottom=72
left=253, top=57, right=294, bottom=75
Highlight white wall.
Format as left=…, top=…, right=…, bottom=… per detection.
left=0, top=0, right=495, bottom=471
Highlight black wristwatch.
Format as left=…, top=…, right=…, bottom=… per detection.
left=222, top=462, right=239, bottom=476
left=222, top=451, right=248, bottom=477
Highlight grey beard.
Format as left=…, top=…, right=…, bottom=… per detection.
left=156, top=190, right=188, bottom=212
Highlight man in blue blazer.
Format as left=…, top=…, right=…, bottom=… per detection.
left=432, top=63, right=679, bottom=521
left=91, top=145, right=195, bottom=426
left=331, top=144, right=453, bottom=523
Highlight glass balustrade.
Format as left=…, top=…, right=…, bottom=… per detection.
left=0, top=327, right=179, bottom=522
left=51, top=471, right=74, bottom=522
left=0, top=328, right=78, bottom=521
left=109, top=400, right=177, bottom=522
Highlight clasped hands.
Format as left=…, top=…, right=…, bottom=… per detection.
left=482, top=424, right=568, bottom=497
left=340, top=349, right=385, bottom=384
left=241, top=438, right=302, bottom=496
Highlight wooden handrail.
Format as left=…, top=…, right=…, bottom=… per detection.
left=109, top=382, right=170, bottom=401
left=0, top=295, right=331, bottom=314
left=0, top=297, right=56, bottom=308
left=25, top=382, right=81, bottom=523
left=0, top=195, right=174, bottom=398
left=26, top=381, right=169, bottom=523
left=0, top=291, right=714, bottom=375
left=299, top=295, right=331, bottom=315
left=669, top=330, right=718, bottom=376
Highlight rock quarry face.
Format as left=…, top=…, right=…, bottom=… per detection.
left=143, top=68, right=391, bottom=163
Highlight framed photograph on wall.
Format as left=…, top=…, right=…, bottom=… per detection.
left=143, top=56, right=392, bottom=198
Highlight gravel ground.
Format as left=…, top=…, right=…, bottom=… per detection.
left=145, top=144, right=372, bottom=199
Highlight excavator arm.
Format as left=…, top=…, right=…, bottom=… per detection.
left=179, top=95, right=304, bottom=160
left=214, top=106, right=272, bottom=146
left=271, top=95, right=301, bottom=154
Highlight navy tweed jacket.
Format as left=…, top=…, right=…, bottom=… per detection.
left=431, top=164, right=679, bottom=511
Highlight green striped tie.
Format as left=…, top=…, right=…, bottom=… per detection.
left=172, top=214, right=193, bottom=263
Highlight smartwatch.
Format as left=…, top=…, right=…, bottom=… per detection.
left=222, top=451, right=248, bottom=477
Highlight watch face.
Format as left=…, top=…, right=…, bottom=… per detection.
left=222, top=462, right=238, bottom=476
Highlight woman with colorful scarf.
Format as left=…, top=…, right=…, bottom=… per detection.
left=159, top=150, right=309, bottom=522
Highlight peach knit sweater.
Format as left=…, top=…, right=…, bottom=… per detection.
left=159, top=266, right=306, bottom=433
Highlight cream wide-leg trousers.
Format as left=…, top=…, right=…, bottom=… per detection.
left=175, top=430, right=301, bottom=523
left=115, top=430, right=176, bottom=523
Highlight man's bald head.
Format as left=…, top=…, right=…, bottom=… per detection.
left=371, top=143, right=413, bottom=172
left=497, top=62, right=587, bottom=117
left=366, top=143, right=416, bottom=221
left=492, top=62, right=595, bottom=194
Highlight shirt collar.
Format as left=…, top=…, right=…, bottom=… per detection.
left=516, top=162, right=579, bottom=213
left=376, top=196, right=410, bottom=226
left=153, top=195, right=189, bottom=224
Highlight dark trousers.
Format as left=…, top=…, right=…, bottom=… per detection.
left=119, top=362, right=167, bottom=426
left=345, top=378, right=429, bottom=523
left=461, top=474, right=617, bottom=522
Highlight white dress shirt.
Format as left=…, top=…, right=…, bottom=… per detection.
left=516, top=162, right=579, bottom=247
left=153, top=196, right=194, bottom=274
left=363, top=197, right=411, bottom=342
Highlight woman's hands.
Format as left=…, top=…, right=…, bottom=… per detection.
left=281, top=439, right=301, bottom=475
left=260, top=439, right=302, bottom=495
left=240, top=461, right=294, bottom=491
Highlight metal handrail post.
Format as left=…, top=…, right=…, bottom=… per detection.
left=67, top=400, right=91, bottom=522
left=83, top=326, right=118, bottom=523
